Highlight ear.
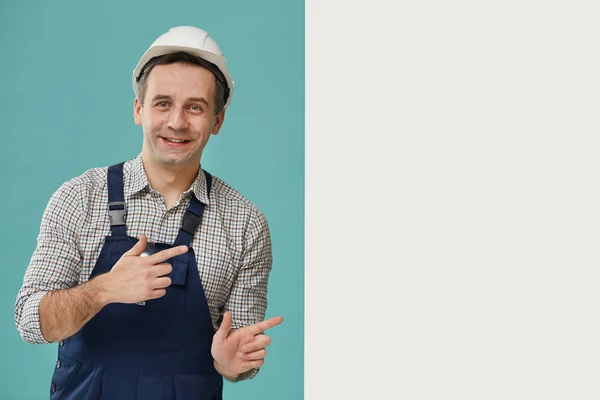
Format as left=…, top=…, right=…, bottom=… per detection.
left=211, top=109, right=226, bottom=135
left=133, top=97, right=142, bottom=125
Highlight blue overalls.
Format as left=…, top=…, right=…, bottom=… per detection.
left=49, top=162, right=223, bottom=400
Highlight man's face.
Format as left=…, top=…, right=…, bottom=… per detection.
left=134, top=62, right=225, bottom=168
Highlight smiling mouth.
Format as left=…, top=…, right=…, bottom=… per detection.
left=161, top=137, right=191, bottom=144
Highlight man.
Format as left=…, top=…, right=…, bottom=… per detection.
left=14, top=26, right=282, bottom=399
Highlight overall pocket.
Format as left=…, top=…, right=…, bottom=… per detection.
left=50, top=356, right=80, bottom=399
left=50, top=357, right=103, bottom=400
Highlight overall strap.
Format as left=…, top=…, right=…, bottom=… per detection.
left=173, top=170, right=212, bottom=247
left=107, top=162, right=127, bottom=237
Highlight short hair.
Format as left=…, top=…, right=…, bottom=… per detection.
left=135, top=51, right=228, bottom=114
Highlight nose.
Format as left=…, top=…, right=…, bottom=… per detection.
left=167, top=108, right=188, bottom=131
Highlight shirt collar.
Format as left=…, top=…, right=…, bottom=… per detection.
left=123, top=154, right=211, bottom=204
left=187, top=165, right=211, bottom=204
left=123, top=154, right=148, bottom=197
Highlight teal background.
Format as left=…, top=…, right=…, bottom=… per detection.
left=0, top=1, right=303, bottom=399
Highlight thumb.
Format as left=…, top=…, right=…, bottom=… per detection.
left=214, top=311, right=232, bottom=342
left=124, top=234, right=148, bottom=257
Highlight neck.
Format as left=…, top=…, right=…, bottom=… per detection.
left=141, top=154, right=199, bottom=203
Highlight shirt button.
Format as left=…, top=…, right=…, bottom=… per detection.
left=59, top=341, right=64, bottom=346
left=56, top=360, right=61, bottom=368
left=51, top=383, right=56, bottom=392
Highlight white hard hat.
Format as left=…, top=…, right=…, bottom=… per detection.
left=132, top=26, right=234, bottom=110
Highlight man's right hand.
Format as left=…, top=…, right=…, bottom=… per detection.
left=38, top=234, right=188, bottom=343
left=99, top=234, right=189, bottom=305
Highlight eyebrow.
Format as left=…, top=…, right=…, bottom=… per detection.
left=151, top=94, right=210, bottom=107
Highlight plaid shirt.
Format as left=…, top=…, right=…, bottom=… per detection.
left=14, top=154, right=272, bottom=377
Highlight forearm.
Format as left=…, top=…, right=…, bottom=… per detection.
left=39, top=275, right=109, bottom=342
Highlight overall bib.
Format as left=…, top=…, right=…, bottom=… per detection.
left=49, top=162, right=223, bottom=400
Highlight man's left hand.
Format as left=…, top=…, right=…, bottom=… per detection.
left=212, top=311, right=283, bottom=381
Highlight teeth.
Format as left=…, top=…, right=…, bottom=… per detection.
left=166, top=139, right=186, bottom=143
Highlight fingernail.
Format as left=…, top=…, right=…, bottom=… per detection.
left=181, top=246, right=188, bottom=252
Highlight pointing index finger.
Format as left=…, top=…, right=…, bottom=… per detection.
left=248, top=316, right=284, bottom=336
left=147, top=245, right=188, bottom=264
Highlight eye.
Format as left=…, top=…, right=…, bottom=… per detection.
left=188, top=104, right=204, bottom=113
left=156, top=101, right=169, bottom=108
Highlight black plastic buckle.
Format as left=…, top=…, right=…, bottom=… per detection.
left=108, top=201, right=126, bottom=226
left=181, top=211, right=202, bottom=234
